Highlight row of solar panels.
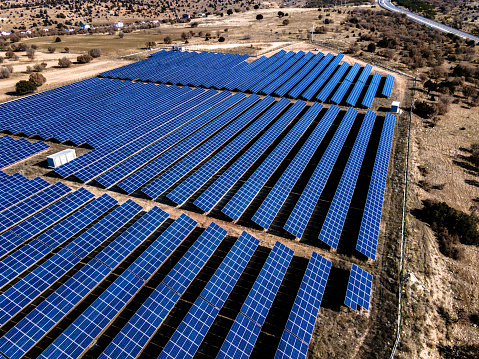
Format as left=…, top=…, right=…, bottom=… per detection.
left=0, top=136, right=49, bottom=169
left=0, top=183, right=373, bottom=359
left=99, top=50, right=394, bottom=108
left=0, top=84, right=395, bottom=260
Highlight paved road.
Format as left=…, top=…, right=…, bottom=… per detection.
left=378, top=0, right=479, bottom=43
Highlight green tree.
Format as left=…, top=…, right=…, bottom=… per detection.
left=16, top=80, right=37, bottom=94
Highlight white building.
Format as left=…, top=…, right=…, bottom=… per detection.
left=114, top=21, right=124, bottom=28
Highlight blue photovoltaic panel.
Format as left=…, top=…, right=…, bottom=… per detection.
left=99, top=222, right=226, bottom=359
left=222, top=102, right=321, bottom=221
left=344, top=63, right=361, bottom=82
left=316, top=62, right=350, bottom=102
left=345, top=264, right=373, bottom=312
left=382, top=74, right=395, bottom=97
left=346, top=80, right=366, bottom=107
left=39, top=214, right=197, bottom=359
left=36, top=193, right=117, bottom=249
left=128, top=213, right=197, bottom=281
left=283, top=252, right=331, bottom=344
left=164, top=96, right=280, bottom=204
left=274, top=329, right=309, bottom=359
left=10, top=187, right=94, bottom=241
left=194, top=99, right=301, bottom=213
left=356, top=113, right=396, bottom=260
left=361, top=72, right=382, bottom=108
left=0, top=231, right=25, bottom=260
left=0, top=248, right=80, bottom=327
left=357, top=64, right=373, bottom=83
left=217, top=313, right=261, bottom=359
left=99, top=284, right=180, bottom=359
left=240, top=241, right=293, bottom=325
left=0, top=259, right=111, bottom=359
left=318, top=110, right=376, bottom=249
left=39, top=270, right=144, bottom=359
left=159, top=231, right=259, bottom=359
left=284, top=107, right=358, bottom=239
left=66, top=199, right=142, bottom=259
left=330, top=79, right=352, bottom=105
left=0, top=176, right=50, bottom=212
left=0, top=182, right=71, bottom=233
left=95, top=206, right=169, bottom=269
left=118, top=94, right=261, bottom=195
left=159, top=298, right=219, bottom=359
left=162, top=222, right=227, bottom=294
left=200, top=231, right=259, bottom=308
left=252, top=105, right=340, bottom=230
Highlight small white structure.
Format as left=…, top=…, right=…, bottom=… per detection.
left=391, top=101, right=400, bottom=113
left=173, top=46, right=185, bottom=51
left=114, top=21, right=124, bottom=28
left=47, top=149, right=76, bottom=168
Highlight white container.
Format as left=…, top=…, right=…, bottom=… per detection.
left=391, top=101, right=400, bottom=113
left=47, top=149, right=76, bottom=168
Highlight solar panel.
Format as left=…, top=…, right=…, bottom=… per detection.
left=318, top=110, right=377, bottom=249
left=252, top=105, right=339, bottom=230
left=344, top=63, right=362, bottom=82
left=361, top=72, right=382, bottom=108
left=0, top=182, right=71, bottom=233
left=316, top=62, right=350, bottom=102
left=99, top=222, right=226, bottom=359
left=330, top=79, right=352, bottom=105
left=158, top=231, right=259, bottom=359
left=346, top=80, right=366, bottom=107
left=163, top=97, right=280, bottom=204
left=357, top=64, right=373, bottom=83
left=382, top=74, right=395, bottom=97
left=10, top=187, right=94, bottom=241
left=217, top=241, right=293, bottom=359
left=118, top=94, right=261, bottom=195
left=356, top=112, right=396, bottom=260
left=284, top=107, right=358, bottom=239
left=0, top=176, right=50, bottom=212
left=0, top=199, right=141, bottom=327
left=345, top=264, right=373, bottom=312
left=194, top=99, right=301, bottom=213
left=39, top=214, right=198, bottom=359
left=0, top=231, right=24, bottom=260
left=283, top=252, right=331, bottom=344
left=274, top=329, right=309, bottom=359
left=0, top=206, right=169, bottom=359
left=222, top=102, right=320, bottom=221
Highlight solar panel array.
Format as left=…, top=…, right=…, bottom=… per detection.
left=0, top=136, right=49, bottom=169
left=97, top=50, right=393, bottom=106
left=0, top=47, right=401, bottom=358
left=345, top=264, right=373, bottom=312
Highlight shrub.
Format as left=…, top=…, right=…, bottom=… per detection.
left=145, top=41, right=156, bottom=48
left=77, top=54, right=93, bottom=63
left=414, top=100, right=437, bottom=118
left=119, top=31, right=124, bottom=39
left=367, top=42, right=376, bottom=52
left=89, top=48, right=101, bottom=58
left=15, top=80, right=37, bottom=94
left=419, top=200, right=479, bottom=246
left=58, top=57, right=72, bottom=68
left=218, top=36, right=225, bottom=42
left=64, top=47, right=70, bottom=53
left=5, top=50, right=14, bottom=59
left=283, top=19, right=290, bottom=26
left=48, top=46, right=56, bottom=53
left=31, top=44, right=38, bottom=50
left=4, top=64, right=13, bottom=73
left=29, top=72, right=46, bottom=87
left=55, top=37, right=62, bottom=43
left=0, top=67, right=10, bottom=79
left=26, top=48, right=35, bottom=60
left=26, top=66, right=33, bottom=74
left=164, top=36, right=172, bottom=44
left=256, top=14, right=263, bottom=20
left=0, top=56, right=3, bottom=64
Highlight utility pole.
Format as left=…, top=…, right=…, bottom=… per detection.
left=311, top=23, right=314, bottom=42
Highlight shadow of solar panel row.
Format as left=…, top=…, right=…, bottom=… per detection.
left=356, top=112, right=396, bottom=260
left=0, top=136, right=49, bottom=169
left=98, top=50, right=394, bottom=104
